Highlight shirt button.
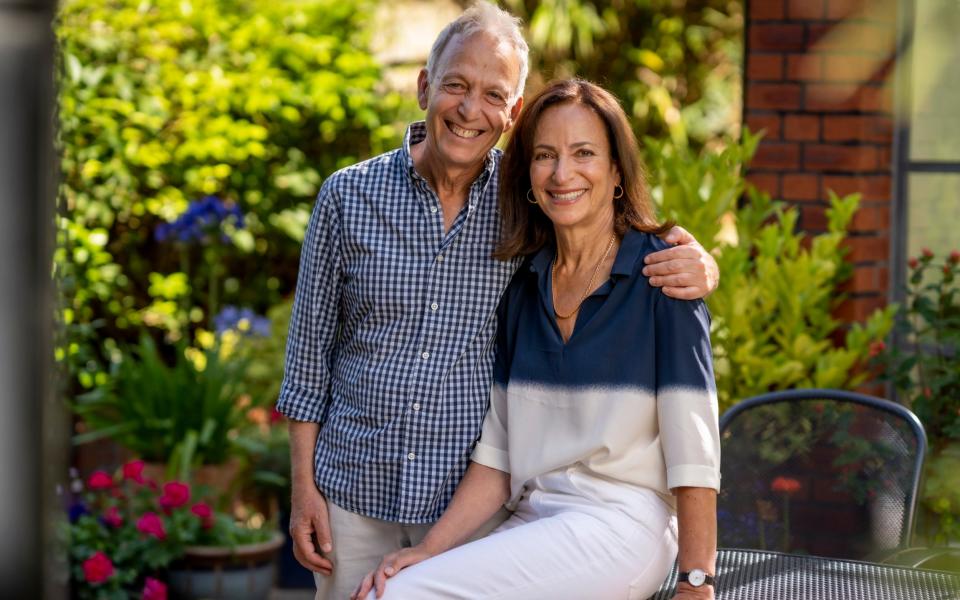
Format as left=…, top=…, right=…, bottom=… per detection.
left=436, top=254, right=444, bottom=262
left=421, top=351, right=430, bottom=360
left=412, top=403, right=421, bottom=411
left=430, top=302, right=438, bottom=311
left=407, top=452, right=416, bottom=461
left=430, top=206, right=438, bottom=213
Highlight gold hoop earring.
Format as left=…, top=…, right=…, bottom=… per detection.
left=526, top=189, right=538, bottom=204
left=613, top=185, right=624, bottom=199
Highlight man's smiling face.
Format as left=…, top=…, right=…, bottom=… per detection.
left=417, top=31, right=523, bottom=173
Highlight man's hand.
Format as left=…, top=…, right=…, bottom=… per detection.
left=289, top=481, right=335, bottom=575
left=645, top=225, right=719, bottom=300
left=351, top=545, right=434, bottom=599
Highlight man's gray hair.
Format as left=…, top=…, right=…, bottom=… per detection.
left=426, top=1, right=529, bottom=102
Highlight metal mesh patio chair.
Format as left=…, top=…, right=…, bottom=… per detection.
left=716, top=388, right=927, bottom=561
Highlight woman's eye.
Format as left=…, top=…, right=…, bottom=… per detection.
left=576, top=149, right=595, bottom=157
left=533, top=152, right=553, bottom=160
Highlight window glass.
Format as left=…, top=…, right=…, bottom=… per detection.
left=909, top=0, right=960, bottom=162
left=907, top=174, right=960, bottom=260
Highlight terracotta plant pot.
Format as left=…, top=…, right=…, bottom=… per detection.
left=167, top=531, right=285, bottom=599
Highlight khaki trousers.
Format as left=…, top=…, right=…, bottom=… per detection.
left=313, top=501, right=511, bottom=600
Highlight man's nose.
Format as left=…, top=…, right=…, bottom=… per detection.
left=457, top=92, right=482, bottom=121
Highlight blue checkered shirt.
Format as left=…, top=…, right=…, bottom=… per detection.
left=277, top=122, right=520, bottom=523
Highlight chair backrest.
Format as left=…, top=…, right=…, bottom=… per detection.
left=718, top=389, right=927, bottom=561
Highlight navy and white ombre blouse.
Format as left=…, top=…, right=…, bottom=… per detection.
left=471, top=228, right=721, bottom=509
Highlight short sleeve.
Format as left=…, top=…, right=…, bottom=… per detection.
left=655, top=296, right=721, bottom=492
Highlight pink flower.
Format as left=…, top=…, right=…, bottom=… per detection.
left=190, top=502, right=214, bottom=529
left=137, top=512, right=167, bottom=540
left=142, top=577, right=167, bottom=600
left=868, top=340, right=885, bottom=358
left=122, top=460, right=146, bottom=484
left=103, top=506, right=123, bottom=528
left=82, top=551, right=114, bottom=584
left=87, top=471, right=113, bottom=490
left=159, top=481, right=190, bottom=511
left=270, top=407, right=284, bottom=424
left=771, top=476, right=802, bottom=494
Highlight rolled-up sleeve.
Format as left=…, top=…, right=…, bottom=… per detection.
left=471, top=306, right=512, bottom=474
left=276, top=180, right=343, bottom=423
left=655, top=296, right=721, bottom=492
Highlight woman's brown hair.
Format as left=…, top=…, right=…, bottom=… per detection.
left=494, top=78, right=671, bottom=260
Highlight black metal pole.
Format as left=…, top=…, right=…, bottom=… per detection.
left=0, top=0, right=63, bottom=597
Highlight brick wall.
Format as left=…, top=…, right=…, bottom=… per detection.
left=744, top=0, right=898, bottom=321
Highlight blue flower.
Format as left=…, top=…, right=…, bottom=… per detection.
left=68, top=502, right=88, bottom=524
left=154, top=196, right=245, bottom=245
left=213, top=305, right=270, bottom=337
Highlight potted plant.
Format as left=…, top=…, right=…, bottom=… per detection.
left=64, top=461, right=281, bottom=599
left=71, top=334, right=248, bottom=487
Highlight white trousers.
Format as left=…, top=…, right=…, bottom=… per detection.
left=314, top=501, right=512, bottom=600
left=366, top=470, right=679, bottom=600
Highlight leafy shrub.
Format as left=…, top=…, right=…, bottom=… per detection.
left=646, top=130, right=897, bottom=411
left=55, top=0, right=416, bottom=388
left=71, top=336, right=247, bottom=468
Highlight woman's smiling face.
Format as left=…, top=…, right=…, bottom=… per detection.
left=529, top=102, right=620, bottom=232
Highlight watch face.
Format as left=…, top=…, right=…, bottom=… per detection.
left=688, top=569, right=706, bottom=586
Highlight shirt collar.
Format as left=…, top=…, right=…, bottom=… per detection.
left=527, top=228, right=646, bottom=278
left=399, top=121, right=497, bottom=189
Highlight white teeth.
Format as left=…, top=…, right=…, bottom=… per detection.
left=550, top=190, right=585, bottom=201
left=449, top=123, right=481, bottom=138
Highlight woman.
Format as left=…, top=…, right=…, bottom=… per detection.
left=353, top=79, right=720, bottom=600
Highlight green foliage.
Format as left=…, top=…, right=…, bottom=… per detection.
left=646, top=130, right=897, bottom=411
left=71, top=335, right=246, bottom=467
left=502, top=0, right=742, bottom=147
left=55, top=0, right=417, bottom=388
left=874, top=250, right=960, bottom=444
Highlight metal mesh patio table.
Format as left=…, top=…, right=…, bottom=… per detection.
left=648, top=548, right=960, bottom=599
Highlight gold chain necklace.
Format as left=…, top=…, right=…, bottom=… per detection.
left=552, top=234, right=617, bottom=320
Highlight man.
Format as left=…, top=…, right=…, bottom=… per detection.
left=276, top=3, right=719, bottom=598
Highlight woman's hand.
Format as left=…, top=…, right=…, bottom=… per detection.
left=671, top=582, right=715, bottom=600
left=351, top=545, right=435, bottom=600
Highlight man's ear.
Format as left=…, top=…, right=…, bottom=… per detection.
left=416, top=69, right=430, bottom=111
left=503, top=95, right=524, bottom=133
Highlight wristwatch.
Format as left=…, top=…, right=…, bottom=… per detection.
left=678, top=568, right=715, bottom=588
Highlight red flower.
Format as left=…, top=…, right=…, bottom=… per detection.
left=137, top=512, right=167, bottom=540
left=922, top=247, right=934, bottom=259
left=945, top=264, right=953, bottom=275
left=122, top=460, right=145, bottom=484
left=950, top=250, right=960, bottom=264
left=771, top=476, right=802, bottom=494
left=270, top=407, right=284, bottom=424
left=923, top=387, right=933, bottom=399
left=103, top=506, right=123, bottom=528
left=908, top=257, right=919, bottom=270
left=87, top=471, right=113, bottom=490
left=159, top=481, right=190, bottom=511
left=82, top=551, right=114, bottom=584
left=868, top=340, right=886, bottom=358
left=142, top=577, right=167, bottom=600
left=191, top=502, right=215, bottom=529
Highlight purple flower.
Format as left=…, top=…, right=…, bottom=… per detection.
left=213, top=305, right=270, bottom=337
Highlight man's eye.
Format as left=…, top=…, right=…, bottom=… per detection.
left=486, top=92, right=507, bottom=105
left=443, top=82, right=466, bottom=92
